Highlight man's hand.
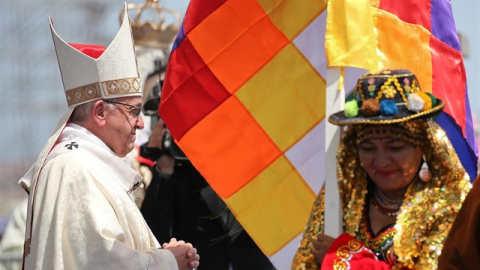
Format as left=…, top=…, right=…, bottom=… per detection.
left=147, top=118, right=167, bottom=150
left=311, top=233, right=335, bottom=265
left=147, top=118, right=175, bottom=174
left=163, top=238, right=200, bottom=270
left=156, top=154, right=175, bottom=174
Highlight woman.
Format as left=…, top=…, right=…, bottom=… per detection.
left=292, top=69, right=471, bottom=269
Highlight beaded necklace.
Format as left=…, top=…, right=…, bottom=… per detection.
left=371, top=188, right=402, bottom=217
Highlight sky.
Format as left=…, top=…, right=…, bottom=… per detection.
left=451, top=1, right=480, bottom=118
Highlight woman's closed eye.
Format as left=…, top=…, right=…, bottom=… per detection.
left=388, top=146, right=404, bottom=151
left=358, top=144, right=375, bottom=152
left=387, top=143, right=409, bottom=152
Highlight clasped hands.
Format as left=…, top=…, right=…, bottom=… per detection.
left=163, top=238, right=200, bottom=270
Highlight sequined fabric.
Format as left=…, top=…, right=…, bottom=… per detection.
left=355, top=209, right=396, bottom=261
left=291, top=119, right=471, bottom=270
left=292, top=189, right=325, bottom=270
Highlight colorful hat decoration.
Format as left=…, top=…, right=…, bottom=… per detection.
left=328, top=69, right=444, bottom=126
left=50, top=3, right=143, bottom=109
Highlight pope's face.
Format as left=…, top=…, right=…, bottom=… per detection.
left=357, top=129, right=423, bottom=194
left=103, top=97, right=144, bottom=157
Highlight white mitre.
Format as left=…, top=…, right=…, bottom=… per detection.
left=51, top=4, right=142, bottom=108
left=19, top=3, right=142, bottom=192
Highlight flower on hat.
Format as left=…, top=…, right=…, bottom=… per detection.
left=367, top=78, right=376, bottom=94
left=403, top=77, right=412, bottom=93
left=382, top=85, right=397, bottom=99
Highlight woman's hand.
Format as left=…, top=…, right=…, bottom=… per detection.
left=311, top=233, right=336, bottom=264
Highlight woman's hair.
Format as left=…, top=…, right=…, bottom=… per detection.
left=355, top=121, right=428, bottom=148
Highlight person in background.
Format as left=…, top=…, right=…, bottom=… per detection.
left=0, top=198, right=27, bottom=270
left=438, top=173, right=480, bottom=269
left=139, top=89, right=275, bottom=270
left=18, top=5, right=199, bottom=270
left=0, top=199, right=27, bottom=252
left=292, top=69, right=471, bottom=269
left=129, top=59, right=168, bottom=208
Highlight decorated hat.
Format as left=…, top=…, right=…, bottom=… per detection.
left=328, top=69, right=444, bottom=126
left=50, top=3, right=142, bottom=109
left=19, top=4, right=146, bottom=194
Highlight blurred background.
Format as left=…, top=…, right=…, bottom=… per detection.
left=0, top=0, right=479, bottom=228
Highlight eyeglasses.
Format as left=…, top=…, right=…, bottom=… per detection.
left=104, top=100, right=142, bottom=118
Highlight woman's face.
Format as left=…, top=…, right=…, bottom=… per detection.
left=357, top=129, right=423, bottom=193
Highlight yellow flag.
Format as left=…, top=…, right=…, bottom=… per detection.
left=326, top=0, right=379, bottom=71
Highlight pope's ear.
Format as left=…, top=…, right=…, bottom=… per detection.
left=92, top=100, right=108, bottom=127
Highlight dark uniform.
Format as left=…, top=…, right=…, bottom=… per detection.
left=140, top=144, right=276, bottom=270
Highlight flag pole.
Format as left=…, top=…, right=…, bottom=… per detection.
left=324, top=67, right=344, bottom=237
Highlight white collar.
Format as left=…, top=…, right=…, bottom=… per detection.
left=62, top=123, right=115, bottom=155
left=55, top=123, right=141, bottom=192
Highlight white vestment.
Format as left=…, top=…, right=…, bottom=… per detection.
left=22, top=123, right=178, bottom=270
